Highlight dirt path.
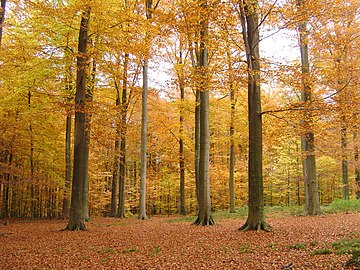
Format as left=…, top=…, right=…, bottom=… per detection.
left=0, top=213, right=359, bottom=269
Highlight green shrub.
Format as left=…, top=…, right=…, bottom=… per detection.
left=288, top=243, right=307, bottom=250
left=322, top=199, right=360, bottom=213
left=311, top=248, right=332, bottom=255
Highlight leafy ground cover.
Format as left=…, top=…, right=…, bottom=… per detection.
left=0, top=212, right=359, bottom=269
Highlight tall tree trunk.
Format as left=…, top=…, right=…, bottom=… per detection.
left=354, top=132, right=360, bottom=199
left=63, top=113, right=72, bottom=218
left=0, top=0, right=6, bottom=46
left=297, top=0, right=320, bottom=215
left=179, top=50, right=186, bottom=216
left=239, top=0, right=270, bottom=232
left=195, top=90, right=200, bottom=212
left=66, top=7, right=91, bottom=231
left=118, top=52, right=129, bottom=218
left=111, top=90, right=120, bottom=217
left=341, top=125, right=349, bottom=200
left=139, top=0, right=156, bottom=220
left=3, top=153, right=11, bottom=218
left=227, top=47, right=236, bottom=213
left=82, top=45, right=96, bottom=222
left=193, top=0, right=214, bottom=226
left=139, top=56, right=149, bottom=220
left=28, top=90, right=37, bottom=219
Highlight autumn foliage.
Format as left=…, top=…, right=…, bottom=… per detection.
left=0, top=0, right=360, bottom=219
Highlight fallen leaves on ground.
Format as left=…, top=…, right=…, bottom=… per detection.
left=0, top=212, right=359, bottom=269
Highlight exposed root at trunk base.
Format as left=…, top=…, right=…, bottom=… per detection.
left=239, top=220, right=271, bottom=232
left=63, top=223, right=86, bottom=231
left=192, top=215, right=215, bottom=226
left=138, top=215, right=149, bottom=220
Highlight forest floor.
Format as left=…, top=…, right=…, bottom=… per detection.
left=0, top=212, right=360, bottom=270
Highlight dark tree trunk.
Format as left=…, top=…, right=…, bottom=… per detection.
left=341, top=125, right=349, bottom=200
left=0, top=0, right=6, bottom=46
left=3, top=153, right=11, bottom=218
left=227, top=48, right=236, bottom=213
left=118, top=53, right=129, bottom=218
left=111, top=91, right=120, bottom=217
left=193, top=0, right=214, bottom=226
left=28, top=91, right=37, bottom=219
left=179, top=50, right=186, bottom=216
left=239, top=0, right=270, bottom=232
left=354, top=132, right=360, bottom=199
left=82, top=45, right=96, bottom=222
left=66, top=7, right=91, bottom=231
left=63, top=114, right=72, bottom=218
left=297, top=0, right=320, bottom=216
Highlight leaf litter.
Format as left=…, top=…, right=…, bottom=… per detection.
left=0, top=212, right=359, bottom=269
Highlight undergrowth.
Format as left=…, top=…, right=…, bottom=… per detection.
left=165, top=199, right=359, bottom=223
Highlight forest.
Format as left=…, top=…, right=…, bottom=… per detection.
left=0, top=0, right=360, bottom=228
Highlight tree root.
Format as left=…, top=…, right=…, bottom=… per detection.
left=239, top=220, right=271, bottom=232
left=63, top=223, right=86, bottom=231
left=193, top=215, right=215, bottom=226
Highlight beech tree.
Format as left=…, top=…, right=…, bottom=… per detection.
left=193, top=0, right=214, bottom=226
left=297, top=0, right=320, bottom=215
left=0, top=0, right=6, bottom=46
left=238, top=0, right=271, bottom=231
left=66, top=7, right=91, bottom=231
left=139, top=0, right=159, bottom=220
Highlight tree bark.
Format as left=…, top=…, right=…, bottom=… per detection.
left=193, top=0, right=214, bottom=226
left=239, top=0, right=270, bottom=232
left=66, top=7, right=91, bottom=231
left=341, top=125, right=349, bottom=200
left=195, top=90, right=200, bottom=212
left=297, top=0, right=320, bottom=215
left=178, top=50, right=186, bottom=216
left=139, top=57, right=149, bottom=220
left=227, top=47, right=236, bottom=213
left=82, top=45, right=96, bottom=222
left=354, top=132, right=360, bottom=199
left=118, top=53, right=129, bottom=218
left=62, top=114, right=71, bottom=218
left=28, top=90, right=37, bottom=219
left=110, top=90, right=120, bottom=217
left=0, top=0, right=6, bottom=46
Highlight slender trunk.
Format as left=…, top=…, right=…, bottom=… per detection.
left=28, top=91, right=37, bottom=219
left=0, top=0, right=6, bottom=46
left=297, top=0, right=320, bottom=215
left=239, top=0, right=270, bottom=231
left=179, top=51, right=186, bottom=216
left=63, top=114, right=72, bottom=218
left=139, top=58, right=149, bottom=220
left=4, top=153, right=12, bottom=218
left=66, top=7, right=91, bottom=231
left=111, top=91, right=120, bottom=217
left=341, top=125, right=349, bottom=200
left=118, top=53, right=129, bottom=218
left=227, top=48, right=236, bottom=213
left=354, top=132, right=360, bottom=199
left=139, top=0, right=154, bottom=220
